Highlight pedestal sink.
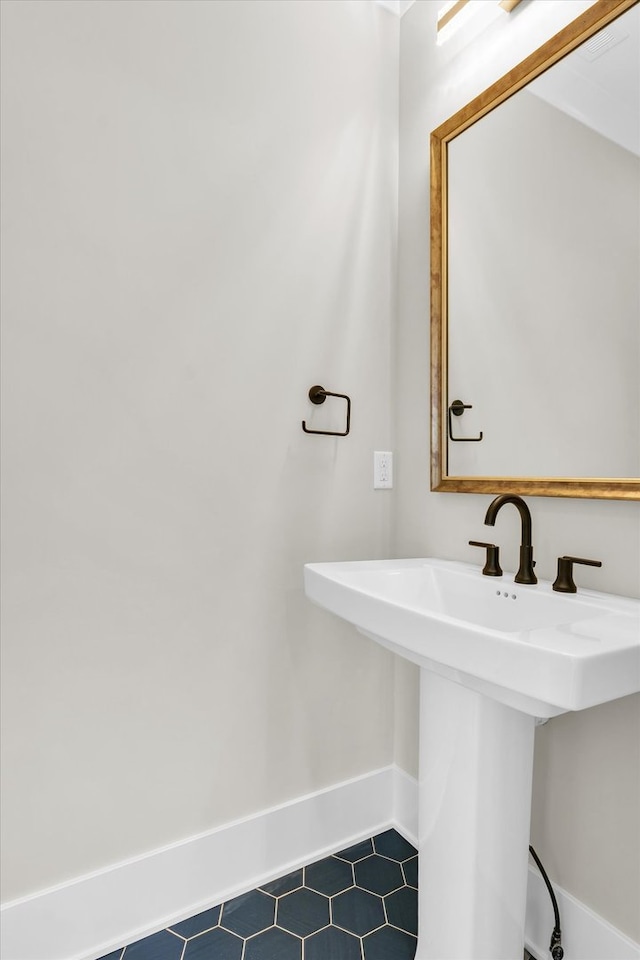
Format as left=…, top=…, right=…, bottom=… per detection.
left=304, top=558, right=640, bottom=960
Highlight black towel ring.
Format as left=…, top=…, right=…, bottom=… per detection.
left=302, top=385, right=351, bottom=437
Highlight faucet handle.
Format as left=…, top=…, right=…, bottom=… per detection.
left=469, top=541, right=502, bottom=577
left=552, top=556, right=602, bottom=593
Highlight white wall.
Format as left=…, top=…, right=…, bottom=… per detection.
left=0, top=0, right=399, bottom=902
left=397, top=0, right=640, bottom=941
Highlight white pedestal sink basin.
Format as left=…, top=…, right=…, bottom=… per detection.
left=304, top=558, right=640, bottom=960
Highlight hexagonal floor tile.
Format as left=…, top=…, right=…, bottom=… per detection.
left=220, top=889, right=275, bottom=938
left=373, top=829, right=417, bottom=862
left=243, top=926, right=302, bottom=960
left=305, top=855, right=353, bottom=896
left=335, top=837, right=374, bottom=862
left=259, top=868, right=303, bottom=897
left=332, top=886, right=385, bottom=937
left=168, top=905, right=221, bottom=938
left=402, top=855, right=418, bottom=889
left=305, top=926, right=362, bottom=960
left=277, top=887, right=330, bottom=937
left=385, top=886, right=418, bottom=936
left=355, top=854, right=405, bottom=896
left=122, top=930, right=183, bottom=960
left=363, top=925, right=417, bottom=960
left=183, top=927, right=243, bottom=960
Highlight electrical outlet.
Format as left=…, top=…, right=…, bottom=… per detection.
left=374, top=451, right=393, bottom=489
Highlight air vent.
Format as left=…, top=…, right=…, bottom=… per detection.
left=577, top=28, right=627, bottom=62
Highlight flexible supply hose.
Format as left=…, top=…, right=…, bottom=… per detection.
left=529, top=845, right=564, bottom=959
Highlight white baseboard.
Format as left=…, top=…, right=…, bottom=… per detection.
left=392, top=762, right=419, bottom=846
left=0, top=765, right=401, bottom=960
left=525, top=865, right=640, bottom=960
left=2, top=764, right=637, bottom=960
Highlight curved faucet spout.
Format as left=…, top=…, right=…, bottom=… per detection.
left=484, top=495, right=537, bottom=584
left=484, top=495, right=532, bottom=545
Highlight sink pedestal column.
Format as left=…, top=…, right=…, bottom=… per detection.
left=417, top=669, right=536, bottom=960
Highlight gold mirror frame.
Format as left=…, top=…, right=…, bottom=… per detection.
left=431, top=0, right=640, bottom=501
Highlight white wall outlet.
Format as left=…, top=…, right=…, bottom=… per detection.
left=374, top=451, right=393, bottom=489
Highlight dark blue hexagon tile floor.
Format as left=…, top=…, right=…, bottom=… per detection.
left=98, top=829, right=418, bottom=960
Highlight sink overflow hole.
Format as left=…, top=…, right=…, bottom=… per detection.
left=495, top=590, right=518, bottom=600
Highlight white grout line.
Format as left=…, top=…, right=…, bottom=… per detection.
left=386, top=920, right=418, bottom=938
left=381, top=892, right=390, bottom=926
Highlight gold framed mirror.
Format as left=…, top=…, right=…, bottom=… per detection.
left=431, top=0, right=640, bottom=500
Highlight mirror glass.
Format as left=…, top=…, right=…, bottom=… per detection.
left=431, top=0, right=640, bottom=499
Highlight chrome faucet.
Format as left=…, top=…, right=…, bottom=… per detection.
left=484, top=495, right=537, bottom=585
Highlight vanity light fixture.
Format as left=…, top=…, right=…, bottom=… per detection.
left=437, top=0, right=522, bottom=45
